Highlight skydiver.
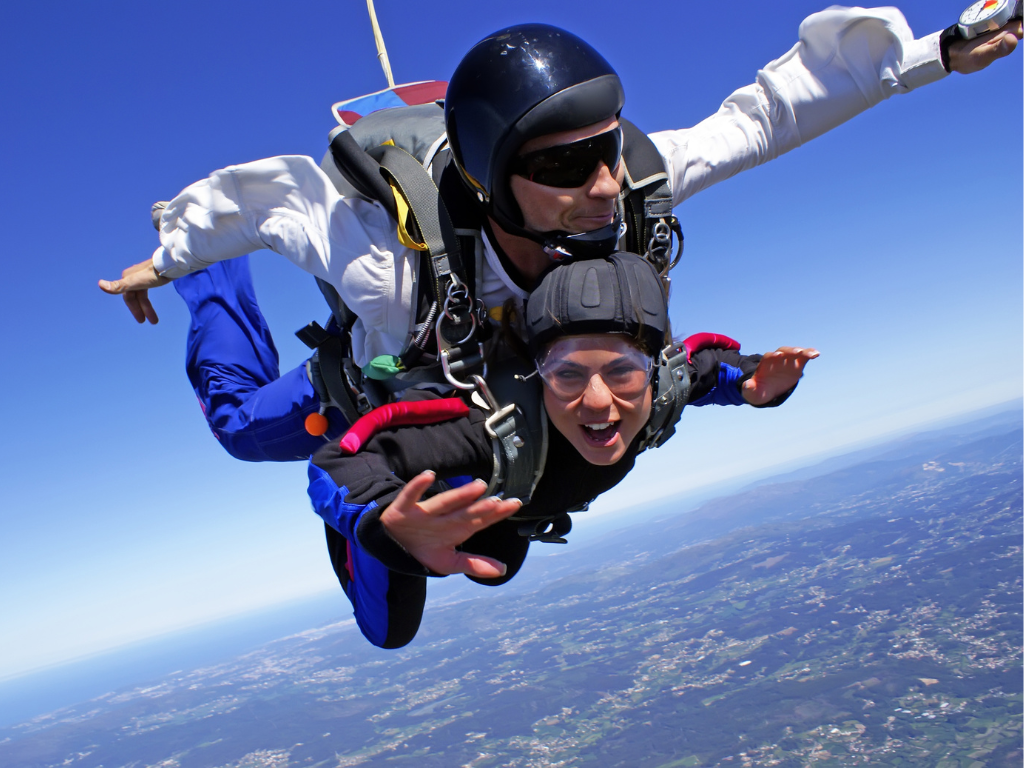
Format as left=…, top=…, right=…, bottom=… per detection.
left=306, top=251, right=818, bottom=647
left=97, top=8, right=1021, bottom=463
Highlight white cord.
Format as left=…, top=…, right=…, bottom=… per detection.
left=366, top=0, right=396, bottom=88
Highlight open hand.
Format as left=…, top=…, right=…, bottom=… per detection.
left=742, top=347, right=819, bottom=405
left=949, top=19, right=1022, bottom=74
left=380, top=472, right=522, bottom=578
left=98, top=258, right=170, bottom=324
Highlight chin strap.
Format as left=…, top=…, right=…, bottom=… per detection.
left=541, top=215, right=626, bottom=261
left=491, top=205, right=624, bottom=262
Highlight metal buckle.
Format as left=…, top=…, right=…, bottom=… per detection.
left=439, top=343, right=485, bottom=390
left=483, top=403, right=516, bottom=440
left=647, top=216, right=683, bottom=277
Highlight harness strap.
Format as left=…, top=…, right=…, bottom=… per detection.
left=638, top=341, right=692, bottom=453
left=484, top=405, right=536, bottom=502
left=620, top=118, right=670, bottom=189
left=296, top=321, right=368, bottom=427
left=518, top=514, right=572, bottom=545
left=328, top=129, right=398, bottom=220
left=619, top=119, right=680, bottom=280
left=478, top=359, right=548, bottom=505
left=374, top=144, right=466, bottom=297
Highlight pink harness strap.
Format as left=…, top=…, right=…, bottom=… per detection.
left=338, top=399, right=471, bottom=455
left=681, top=332, right=740, bottom=363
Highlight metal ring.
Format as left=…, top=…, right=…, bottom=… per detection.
left=443, top=295, right=471, bottom=324
left=439, top=311, right=478, bottom=345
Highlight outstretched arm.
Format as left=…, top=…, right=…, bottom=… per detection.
left=98, top=258, right=169, bottom=324
left=653, top=7, right=1021, bottom=207
left=97, top=155, right=394, bottom=326
left=684, top=343, right=818, bottom=408
left=742, top=347, right=820, bottom=406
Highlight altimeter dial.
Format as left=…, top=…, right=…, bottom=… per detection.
left=958, top=0, right=1016, bottom=39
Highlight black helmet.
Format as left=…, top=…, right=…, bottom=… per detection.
left=445, top=24, right=625, bottom=258
left=525, top=251, right=668, bottom=357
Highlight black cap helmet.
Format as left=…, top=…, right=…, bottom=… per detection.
left=445, top=24, right=625, bottom=257
left=525, top=251, right=668, bottom=356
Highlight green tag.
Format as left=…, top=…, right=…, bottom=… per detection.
left=363, top=355, right=404, bottom=380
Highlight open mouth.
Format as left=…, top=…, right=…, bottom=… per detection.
left=581, top=421, right=620, bottom=446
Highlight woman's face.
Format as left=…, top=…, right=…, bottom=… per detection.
left=538, top=335, right=654, bottom=465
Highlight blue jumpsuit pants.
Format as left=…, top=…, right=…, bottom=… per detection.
left=173, top=256, right=345, bottom=462
left=174, top=259, right=415, bottom=646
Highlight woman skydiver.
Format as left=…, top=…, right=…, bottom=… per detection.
left=307, top=250, right=818, bottom=648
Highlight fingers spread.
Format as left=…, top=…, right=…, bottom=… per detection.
left=460, top=497, right=522, bottom=533
left=122, top=292, right=146, bottom=324
left=391, top=470, right=438, bottom=511
left=140, top=294, right=160, bottom=324
left=419, top=478, right=489, bottom=517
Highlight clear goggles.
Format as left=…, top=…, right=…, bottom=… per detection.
left=510, top=127, right=623, bottom=188
left=536, top=336, right=654, bottom=402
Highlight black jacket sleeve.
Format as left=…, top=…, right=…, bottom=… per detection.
left=310, top=393, right=494, bottom=576
left=686, top=348, right=795, bottom=408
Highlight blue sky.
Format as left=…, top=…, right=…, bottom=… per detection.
left=0, top=0, right=1020, bottom=679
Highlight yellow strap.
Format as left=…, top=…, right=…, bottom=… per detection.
left=391, top=184, right=428, bottom=251
left=380, top=140, right=429, bottom=251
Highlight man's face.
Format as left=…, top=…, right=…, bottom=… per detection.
left=509, top=117, right=625, bottom=235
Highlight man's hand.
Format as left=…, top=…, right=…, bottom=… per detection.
left=949, top=19, right=1022, bottom=74
left=98, top=258, right=171, bottom=324
left=380, top=472, right=523, bottom=578
left=742, top=347, right=819, bottom=406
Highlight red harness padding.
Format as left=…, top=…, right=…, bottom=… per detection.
left=338, top=399, right=471, bottom=455
left=681, top=332, right=740, bottom=363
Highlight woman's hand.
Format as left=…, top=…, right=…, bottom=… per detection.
left=380, top=472, right=522, bottom=578
left=98, top=258, right=170, bottom=324
left=742, top=347, right=819, bottom=405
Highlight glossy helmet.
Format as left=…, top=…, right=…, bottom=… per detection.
left=444, top=23, right=625, bottom=258
left=525, top=251, right=668, bottom=357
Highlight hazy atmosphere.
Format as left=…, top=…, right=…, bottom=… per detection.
left=1, top=0, right=1020, bottom=686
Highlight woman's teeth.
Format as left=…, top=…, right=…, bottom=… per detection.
left=582, top=422, right=619, bottom=444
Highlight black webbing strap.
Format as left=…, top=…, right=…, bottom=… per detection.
left=481, top=360, right=548, bottom=505
left=328, top=130, right=397, bottom=221
left=638, top=342, right=692, bottom=452
left=295, top=321, right=365, bottom=427
left=619, top=119, right=675, bottom=268
left=374, top=144, right=466, bottom=307
left=620, top=118, right=670, bottom=192
left=485, top=406, right=537, bottom=503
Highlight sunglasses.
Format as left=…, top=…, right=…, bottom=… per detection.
left=510, top=127, right=623, bottom=189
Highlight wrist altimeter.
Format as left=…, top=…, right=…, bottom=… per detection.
left=957, top=0, right=1021, bottom=40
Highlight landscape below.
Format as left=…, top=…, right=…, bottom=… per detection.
left=2, top=416, right=1021, bottom=767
